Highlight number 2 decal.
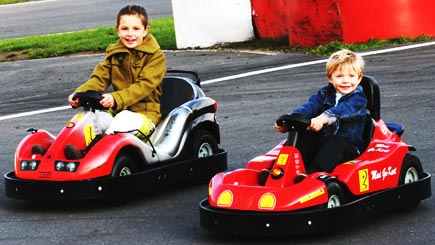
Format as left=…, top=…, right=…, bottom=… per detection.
left=359, top=168, right=369, bottom=192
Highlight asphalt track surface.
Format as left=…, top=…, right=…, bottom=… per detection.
left=0, top=1, right=434, bottom=245
left=0, top=0, right=173, bottom=39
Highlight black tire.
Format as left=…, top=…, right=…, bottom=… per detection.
left=399, top=153, right=423, bottom=185
left=192, top=130, right=218, bottom=158
left=398, top=153, right=424, bottom=211
left=323, top=181, right=345, bottom=209
left=111, top=154, right=136, bottom=177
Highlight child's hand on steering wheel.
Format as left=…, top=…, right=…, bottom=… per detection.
left=310, top=114, right=328, bottom=132
left=100, top=93, right=115, bottom=108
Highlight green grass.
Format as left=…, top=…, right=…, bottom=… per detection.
left=0, top=18, right=176, bottom=62
left=0, top=0, right=31, bottom=4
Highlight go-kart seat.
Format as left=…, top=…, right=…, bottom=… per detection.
left=160, top=76, right=196, bottom=118
left=359, top=75, right=380, bottom=151
left=360, top=75, right=380, bottom=121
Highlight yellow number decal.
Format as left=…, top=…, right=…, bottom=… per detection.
left=276, top=154, right=288, bottom=165
left=84, top=125, right=95, bottom=146
left=358, top=168, right=369, bottom=192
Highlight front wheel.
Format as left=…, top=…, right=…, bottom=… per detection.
left=192, top=130, right=218, bottom=158
left=111, top=154, right=136, bottom=177
left=324, top=181, right=345, bottom=209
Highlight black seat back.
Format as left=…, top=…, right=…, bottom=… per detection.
left=359, top=75, right=380, bottom=120
left=160, top=77, right=195, bottom=118
left=359, top=75, right=381, bottom=151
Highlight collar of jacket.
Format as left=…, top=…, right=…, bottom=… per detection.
left=323, top=83, right=364, bottom=105
left=106, top=33, right=161, bottom=56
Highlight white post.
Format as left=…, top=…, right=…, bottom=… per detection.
left=171, top=0, right=255, bottom=49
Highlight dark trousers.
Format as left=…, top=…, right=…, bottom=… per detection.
left=296, top=132, right=359, bottom=173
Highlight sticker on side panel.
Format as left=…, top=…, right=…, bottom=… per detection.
left=84, top=125, right=95, bottom=146
left=359, top=168, right=369, bottom=192
left=276, top=154, right=288, bottom=165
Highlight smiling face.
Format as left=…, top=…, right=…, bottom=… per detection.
left=116, top=14, right=149, bottom=49
left=328, top=65, right=363, bottom=94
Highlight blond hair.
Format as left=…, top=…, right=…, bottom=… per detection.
left=326, top=49, right=365, bottom=78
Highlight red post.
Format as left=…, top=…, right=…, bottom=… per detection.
left=287, top=0, right=342, bottom=47
left=251, top=0, right=289, bottom=39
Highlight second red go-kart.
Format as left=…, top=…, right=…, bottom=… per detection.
left=199, top=75, right=431, bottom=235
left=5, top=70, right=227, bottom=201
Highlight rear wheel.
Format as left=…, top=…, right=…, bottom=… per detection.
left=399, top=153, right=423, bottom=185
left=193, top=130, right=218, bottom=158
left=324, top=181, right=345, bottom=209
left=112, top=154, right=136, bottom=177
left=192, top=130, right=219, bottom=183
left=398, top=153, right=423, bottom=211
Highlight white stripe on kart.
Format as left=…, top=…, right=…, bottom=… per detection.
left=1, top=41, right=434, bottom=121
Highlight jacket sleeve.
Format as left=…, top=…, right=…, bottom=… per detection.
left=74, top=58, right=111, bottom=93
left=293, top=89, right=325, bottom=118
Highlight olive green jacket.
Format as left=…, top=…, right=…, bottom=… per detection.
left=74, top=34, right=166, bottom=124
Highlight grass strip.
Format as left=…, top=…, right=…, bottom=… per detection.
left=0, top=18, right=176, bottom=62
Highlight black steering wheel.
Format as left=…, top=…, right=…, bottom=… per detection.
left=276, top=113, right=311, bottom=146
left=275, top=113, right=310, bottom=132
left=72, top=90, right=105, bottom=111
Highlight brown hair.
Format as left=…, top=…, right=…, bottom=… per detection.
left=116, top=5, right=148, bottom=27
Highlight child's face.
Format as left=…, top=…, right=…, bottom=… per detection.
left=117, top=14, right=149, bottom=49
left=328, top=65, right=362, bottom=94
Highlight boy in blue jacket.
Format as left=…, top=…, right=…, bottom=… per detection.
left=274, top=49, right=367, bottom=183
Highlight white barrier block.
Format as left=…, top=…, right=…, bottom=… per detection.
left=172, top=0, right=255, bottom=49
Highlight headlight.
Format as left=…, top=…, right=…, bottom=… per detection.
left=55, top=161, right=65, bottom=171
left=66, top=162, right=77, bottom=172
left=20, top=160, right=40, bottom=171
left=258, top=193, right=276, bottom=210
left=217, top=190, right=233, bottom=207
left=55, top=161, right=79, bottom=172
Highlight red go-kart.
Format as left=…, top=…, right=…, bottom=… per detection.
left=199, top=75, right=431, bottom=235
left=5, top=70, right=227, bottom=201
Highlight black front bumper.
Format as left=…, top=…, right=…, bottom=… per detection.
left=5, top=149, right=227, bottom=201
left=199, top=172, right=431, bottom=236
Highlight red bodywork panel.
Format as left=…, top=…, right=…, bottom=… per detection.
left=14, top=112, right=145, bottom=181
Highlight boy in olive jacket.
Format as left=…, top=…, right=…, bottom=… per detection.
left=66, top=5, right=166, bottom=159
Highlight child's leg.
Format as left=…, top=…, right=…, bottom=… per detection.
left=105, top=110, right=155, bottom=138
left=95, top=111, right=114, bottom=132
left=296, top=131, right=322, bottom=171
left=309, top=135, right=359, bottom=173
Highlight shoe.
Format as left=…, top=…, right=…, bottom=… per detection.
left=31, top=144, right=46, bottom=155
left=294, top=173, right=307, bottom=184
left=258, top=168, right=270, bottom=185
left=64, top=144, right=83, bottom=160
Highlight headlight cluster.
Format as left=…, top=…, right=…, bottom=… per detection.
left=20, top=160, right=41, bottom=171
left=55, top=161, right=79, bottom=172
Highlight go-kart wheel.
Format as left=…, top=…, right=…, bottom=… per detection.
left=398, top=153, right=424, bottom=211
left=193, top=130, right=218, bottom=158
left=399, top=153, right=423, bottom=185
left=324, top=181, right=345, bottom=209
left=112, top=154, right=136, bottom=177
